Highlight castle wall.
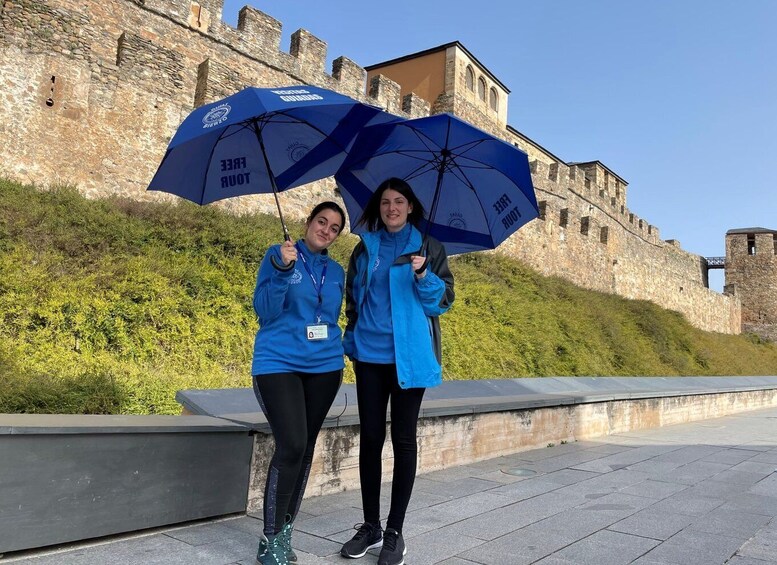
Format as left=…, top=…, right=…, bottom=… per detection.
left=0, top=0, right=741, bottom=335
left=498, top=159, right=740, bottom=334
left=0, top=0, right=403, bottom=219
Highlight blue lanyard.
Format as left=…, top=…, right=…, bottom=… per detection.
left=295, top=242, right=328, bottom=323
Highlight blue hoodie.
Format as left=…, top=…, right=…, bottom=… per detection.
left=343, top=226, right=454, bottom=388
left=252, top=241, right=345, bottom=375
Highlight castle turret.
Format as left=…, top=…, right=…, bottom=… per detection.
left=725, top=227, right=777, bottom=339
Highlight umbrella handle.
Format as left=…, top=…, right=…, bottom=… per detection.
left=414, top=238, right=429, bottom=275
left=270, top=233, right=296, bottom=270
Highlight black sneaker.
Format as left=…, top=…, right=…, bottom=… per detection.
left=377, top=528, right=406, bottom=565
left=340, top=522, right=383, bottom=558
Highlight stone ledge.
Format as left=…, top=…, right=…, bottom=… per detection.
left=177, top=376, right=777, bottom=431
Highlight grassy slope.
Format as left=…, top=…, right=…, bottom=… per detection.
left=1, top=179, right=775, bottom=414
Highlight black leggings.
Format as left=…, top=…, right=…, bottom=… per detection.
left=253, top=370, right=342, bottom=536
left=355, top=361, right=425, bottom=532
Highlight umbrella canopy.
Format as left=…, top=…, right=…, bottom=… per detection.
left=335, top=113, right=539, bottom=255
left=148, top=85, right=397, bottom=236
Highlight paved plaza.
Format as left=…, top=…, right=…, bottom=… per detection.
left=5, top=406, right=777, bottom=565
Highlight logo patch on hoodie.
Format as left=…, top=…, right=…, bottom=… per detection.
left=290, top=269, right=303, bottom=284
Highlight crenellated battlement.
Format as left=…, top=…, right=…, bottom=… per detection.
left=0, top=0, right=415, bottom=113
left=527, top=159, right=661, bottom=248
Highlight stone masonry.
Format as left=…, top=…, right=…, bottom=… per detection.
left=725, top=228, right=777, bottom=340
left=0, top=0, right=741, bottom=334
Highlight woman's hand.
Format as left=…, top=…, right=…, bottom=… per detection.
left=279, top=240, right=298, bottom=266
left=411, top=255, right=427, bottom=278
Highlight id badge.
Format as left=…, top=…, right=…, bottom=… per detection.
left=306, top=324, right=328, bottom=341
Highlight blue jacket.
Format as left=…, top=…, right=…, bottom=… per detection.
left=252, top=241, right=345, bottom=375
left=344, top=226, right=454, bottom=388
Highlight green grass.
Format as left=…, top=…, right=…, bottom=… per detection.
left=1, top=178, right=776, bottom=414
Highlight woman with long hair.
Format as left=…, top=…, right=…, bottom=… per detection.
left=339, top=178, right=455, bottom=565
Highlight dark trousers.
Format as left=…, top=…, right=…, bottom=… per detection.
left=253, top=369, right=342, bottom=536
left=355, top=361, right=425, bottom=532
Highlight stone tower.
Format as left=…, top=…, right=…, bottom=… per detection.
left=725, top=227, right=777, bottom=339
left=365, top=42, right=509, bottom=136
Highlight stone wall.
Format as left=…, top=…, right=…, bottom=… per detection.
left=246, top=388, right=777, bottom=512
left=0, top=0, right=741, bottom=334
left=0, top=0, right=408, bottom=220
left=497, top=159, right=741, bottom=333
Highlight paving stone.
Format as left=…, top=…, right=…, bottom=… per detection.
left=652, top=460, right=732, bottom=486
left=412, top=476, right=501, bottom=498
left=521, top=449, right=613, bottom=473
left=442, top=497, right=563, bottom=541
left=725, top=556, right=777, bottom=565
left=531, top=507, right=622, bottom=538
left=403, top=492, right=512, bottom=537
left=638, top=529, right=745, bottom=565
left=687, top=506, right=772, bottom=538
left=647, top=493, right=726, bottom=517
left=422, top=464, right=485, bottom=483
left=750, top=451, right=777, bottom=464
left=619, top=479, right=688, bottom=500
left=544, top=529, right=659, bottom=565
left=531, top=556, right=580, bottom=565
left=283, top=529, right=342, bottom=558
left=736, top=523, right=777, bottom=562
left=679, top=477, right=753, bottom=500
left=607, top=508, right=694, bottom=540
left=748, top=472, right=777, bottom=497
left=297, top=489, right=363, bottom=516
left=434, top=558, right=482, bottom=565
left=709, top=469, right=772, bottom=486
left=9, top=534, right=242, bottom=565
left=540, top=468, right=601, bottom=485
left=722, top=492, right=777, bottom=517
left=630, top=558, right=683, bottom=565
left=575, top=492, right=656, bottom=520
left=221, top=516, right=264, bottom=537
left=294, top=506, right=364, bottom=537
left=701, top=448, right=763, bottom=465
left=473, top=468, right=533, bottom=484
left=458, top=525, right=578, bottom=565
left=553, top=469, right=652, bottom=500
left=624, top=459, right=685, bottom=476
left=731, top=460, right=777, bottom=475
left=163, top=522, right=246, bottom=546
left=403, top=524, right=484, bottom=565
left=487, top=477, right=564, bottom=502
left=651, top=444, right=723, bottom=465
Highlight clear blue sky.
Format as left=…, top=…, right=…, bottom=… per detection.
left=221, top=1, right=776, bottom=291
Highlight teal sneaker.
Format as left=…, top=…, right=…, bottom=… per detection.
left=278, top=520, right=298, bottom=562
left=256, top=534, right=289, bottom=565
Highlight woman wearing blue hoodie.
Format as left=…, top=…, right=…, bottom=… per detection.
left=252, top=201, right=347, bottom=565
left=340, top=178, right=455, bottom=565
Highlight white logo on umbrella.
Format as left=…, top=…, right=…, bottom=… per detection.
left=202, top=103, right=231, bottom=128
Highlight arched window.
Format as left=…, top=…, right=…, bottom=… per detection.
left=489, top=87, right=498, bottom=111
left=477, top=77, right=486, bottom=101
left=465, top=66, right=474, bottom=91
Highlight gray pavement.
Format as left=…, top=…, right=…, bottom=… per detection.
left=5, top=407, right=777, bottom=565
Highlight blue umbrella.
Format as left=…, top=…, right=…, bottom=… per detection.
left=148, top=85, right=397, bottom=241
left=335, top=113, right=538, bottom=255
